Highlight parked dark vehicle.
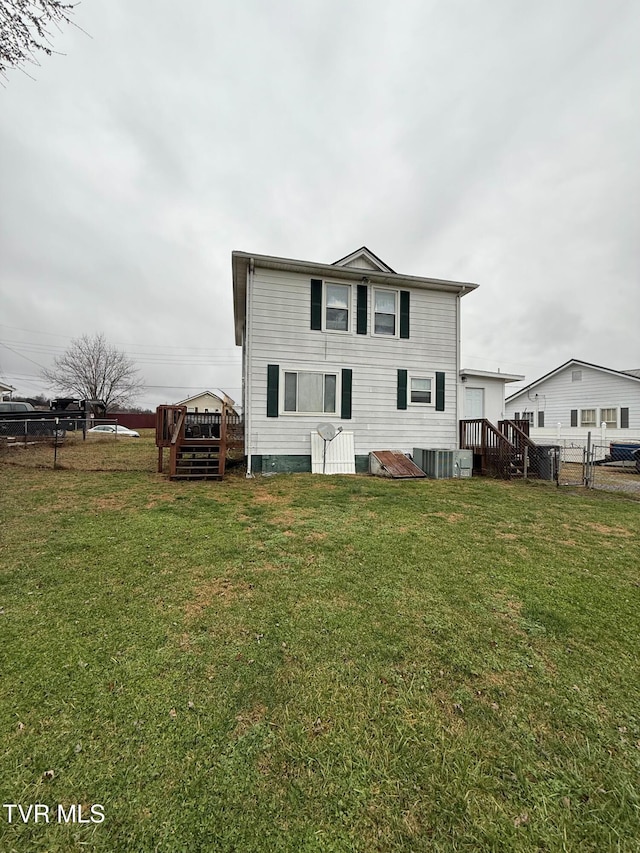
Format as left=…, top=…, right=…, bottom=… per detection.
left=0, top=401, right=36, bottom=414
left=609, top=440, right=640, bottom=462
left=0, top=399, right=107, bottom=439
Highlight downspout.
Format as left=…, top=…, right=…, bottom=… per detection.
left=245, top=258, right=254, bottom=477
left=456, top=287, right=467, bottom=447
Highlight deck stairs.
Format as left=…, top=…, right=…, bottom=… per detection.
left=155, top=405, right=239, bottom=481
left=172, top=439, right=223, bottom=480
left=459, top=418, right=537, bottom=479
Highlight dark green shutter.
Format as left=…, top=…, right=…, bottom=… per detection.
left=570, top=409, right=578, bottom=427
left=341, top=369, right=352, bottom=419
left=538, top=411, right=545, bottom=428
left=310, top=279, right=322, bottom=330
left=621, top=407, right=629, bottom=429
left=435, top=372, right=445, bottom=411
left=400, top=291, right=410, bottom=339
left=397, top=369, right=407, bottom=410
left=356, top=285, right=367, bottom=334
left=267, top=365, right=279, bottom=417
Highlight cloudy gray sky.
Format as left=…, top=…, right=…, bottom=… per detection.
left=1, top=0, right=638, bottom=409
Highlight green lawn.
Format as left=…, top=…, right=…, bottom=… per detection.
left=1, top=437, right=639, bottom=851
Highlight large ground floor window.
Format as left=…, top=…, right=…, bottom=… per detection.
left=283, top=371, right=337, bottom=414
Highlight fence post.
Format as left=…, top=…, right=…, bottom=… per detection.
left=523, top=446, right=528, bottom=479
left=584, top=431, right=592, bottom=488
left=53, top=417, right=59, bottom=469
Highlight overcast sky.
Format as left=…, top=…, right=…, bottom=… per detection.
left=1, top=0, right=638, bottom=409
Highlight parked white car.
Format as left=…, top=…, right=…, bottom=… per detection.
left=87, top=424, right=140, bottom=438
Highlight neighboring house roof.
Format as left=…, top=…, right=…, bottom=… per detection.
left=0, top=380, right=16, bottom=395
left=623, top=368, right=640, bottom=378
left=505, top=359, right=640, bottom=403
left=460, top=368, right=524, bottom=383
left=175, top=390, right=236, bottom=408
left=232, top=247, right=479, bottom=346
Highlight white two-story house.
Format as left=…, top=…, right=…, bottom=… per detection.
left=232, top=247, right=478, bottom=474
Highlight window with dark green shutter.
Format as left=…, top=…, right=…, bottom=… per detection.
left=356, top=285, right=367, bottom=335
left=435, top=372, right=445, bottom=411
left=621, top=407, right=629, bottom=429
left=397, top=369, right=407, bottom=410
left=267, top=365, right=279, bottom=417
left=538, top=411, right=545, bottom=428
left=400, top=291, right=410, bottom=339
left=310, top=279, right=322, bottom=330
left=341, top=369, right=352, bottom=419
left=570, top=409, right=578, bottom=427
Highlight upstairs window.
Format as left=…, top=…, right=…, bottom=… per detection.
left=284, top=371, right=337, bottom=414
left=325, top=284, right=350, bottom=332
left=373, top=289, right=397, bottom=336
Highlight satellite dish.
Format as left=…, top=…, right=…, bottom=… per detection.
left=316, top=423, right=343, bottom=474
left=317, top=423, right=337, bottom=441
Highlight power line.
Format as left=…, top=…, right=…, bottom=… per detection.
left=0, top=325, right=239, bottom=354
left=0, top=341, right=48, bottom=370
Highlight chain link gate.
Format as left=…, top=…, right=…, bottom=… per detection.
left=558, top=442, right=595, bottom=487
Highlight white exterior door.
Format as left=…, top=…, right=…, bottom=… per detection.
left=465, top=387, right=485, bottom=419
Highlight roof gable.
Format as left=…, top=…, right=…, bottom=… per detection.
left=175, top=390, right=235, bottom=407
left=505, top=359, right=640, bottom=403
left=332, top=246, right=395, bottom=273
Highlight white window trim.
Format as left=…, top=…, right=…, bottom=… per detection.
left=408, top=373, right=435, bottom=407
left=580, top=408, right=597, bottom=427
left=371, top=286, right=400, bottom=338
left=280, top=368, right=340, bottom=416
left=322, top=282, right=352, bottom=335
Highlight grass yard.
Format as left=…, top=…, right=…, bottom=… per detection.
left=1, top=436, right=639, bottom=851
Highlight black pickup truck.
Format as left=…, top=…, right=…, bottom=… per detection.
left=0, top=399, right=106, bottom=439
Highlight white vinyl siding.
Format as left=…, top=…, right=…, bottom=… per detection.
left=245, top=267, right=458, bottom=456
left=504, top=363, right=640, bottom=443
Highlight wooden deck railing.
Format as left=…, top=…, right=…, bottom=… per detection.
left=459, top=418, right=519, bottom=478
left=498, top=419, right=537, bottom=456
left=155, top=404, right=243, bottom=479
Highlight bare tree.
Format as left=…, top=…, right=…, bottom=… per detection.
left=43, top=334, right=144, bottom=411
left=1, top=0, right=76, bottom=79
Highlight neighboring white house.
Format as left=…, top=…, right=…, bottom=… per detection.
left=459, top=369, right=524, bottom=426
left=0, top=381, right=15, bottom=400
left=174, top=390, right=237, bottom=414
left=504, top=359, right=640, bottom=447
left=232, top=246, right=478, bottom=474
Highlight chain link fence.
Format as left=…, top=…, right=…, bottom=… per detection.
left=557, top=438, right=640, bottom=496
left=0, top=419, right=156, bottom=472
